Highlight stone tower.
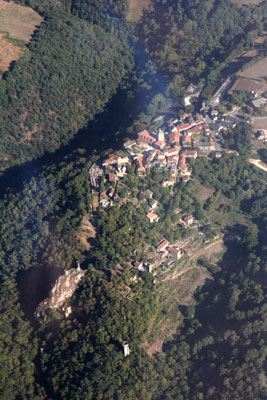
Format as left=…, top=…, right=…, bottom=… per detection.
left=122, top=341, right=130, bottom=357
left=157, top=128, right=165, bottom=142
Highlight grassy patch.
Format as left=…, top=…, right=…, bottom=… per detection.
left=213, top=250, right=226, bottom=260
left=0, top=1, right=42, bottom=42
left=0, top=1, right=42, bottom=73
left=127, top=0, right=150, bottom=22
left=192, top=179, right=214, bottom=201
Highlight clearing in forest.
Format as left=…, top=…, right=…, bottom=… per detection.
left=77, top=216, right=96, bottom=251
left=143, top=266, right=211, bottom=355
left=126, top=0, right=150, bottom=21
left=192, top=180, right=214, bottom=201
left=0, top=0, right=42, bottom=72
left=0, top=33, right=24, bottom=71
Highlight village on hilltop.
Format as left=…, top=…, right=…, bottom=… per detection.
left=88, top=100, right=253, bottom=285
left=87, top=67, right=267, bottom=289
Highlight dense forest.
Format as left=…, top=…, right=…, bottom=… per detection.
left=0, top=148, right=266, bottom=399
left=0, top=0, right=134, bottom=168
left=0, top=0, right=265, bottom=166
left=136, top=0, right=267, bottom=97
left=0, top=0, right=267, bottom=399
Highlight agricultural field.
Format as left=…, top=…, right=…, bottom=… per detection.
left=251, top=117, right=267, bottom=131
left=230, top=78, right=267, bottom=95
left=126, top=0, right=150, bottom=21
left=0, top=0, right=42, bottom=72
left=239, top=57, right=267, bottom=80
left=231, top=0, right=265, bottom=4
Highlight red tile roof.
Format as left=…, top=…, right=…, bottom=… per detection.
left=178, top=123, right=191, bottom=131
left=169, top=131, right=180, bottom=144
left=183, top=150, right=197, bottom=158
left=108, top=173, right=117, bottom=182
left=157, top=240, right=169, bottom=252
left=146, top=212, right=159, bottom=222
left=183, top=215, right=193, bottom=223
left=154, top=140, right=166, bottom=149
left=182, top=135, right=191, bottom=142
left=137, top=130, right=156, bottom=144
left=103, top=153, right=119, bottom=165
left=168, top=246, right=179, bottom=254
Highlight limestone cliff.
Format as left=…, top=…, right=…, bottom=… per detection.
left=35, top=264, right=86, bottom=321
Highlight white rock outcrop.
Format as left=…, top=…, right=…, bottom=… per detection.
left=35, top=264, right=86, bottom=321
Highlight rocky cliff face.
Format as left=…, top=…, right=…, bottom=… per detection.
left=35, top=265, right=86, bottom=321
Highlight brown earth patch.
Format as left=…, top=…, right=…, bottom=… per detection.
left=0, top=33, right=23, bottom=71
left=230, top=78, right=267, bottom=94
left=127, top=0, right=150, bottom=21
left=142, top=238, right=225, bottom=355
left=239, top=57, right=267, bottom=80
left=251, top=117, right=267, bottom=130
left=77, top=215, right=96, bottom=250
left=188, top=238, right=224, bottom=263
left=92, top=195, right=99, bottom=211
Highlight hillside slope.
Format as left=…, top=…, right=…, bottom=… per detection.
left=0, top=1, right=133, bottom=168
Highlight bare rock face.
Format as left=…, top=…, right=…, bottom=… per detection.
left=35, top=265, right=86, bottom=322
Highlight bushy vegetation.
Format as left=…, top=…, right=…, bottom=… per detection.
left=221, top=123, right=252, bottom=155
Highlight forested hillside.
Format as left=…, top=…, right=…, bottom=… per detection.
left=0, top=0, right=267, bottom=399
left=136, top=0, right=267, bottom=97
left=1, top=148, right=266, bottom=399
left=0, top=0, right=265, bottom=166
left=0, top=0, right=134, bottom=168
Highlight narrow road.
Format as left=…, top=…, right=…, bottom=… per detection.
left=163, top=265, right=202, bottom=281
left=162, top=238, right=223, bottom=281
left=249, top=159, right=267, bottom=172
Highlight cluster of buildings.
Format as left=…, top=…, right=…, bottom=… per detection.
left=132, top=113, right=215, bottom=179
left=157, top=239, right=183, bottom=260
left=89, top=109, right=224, bottom=211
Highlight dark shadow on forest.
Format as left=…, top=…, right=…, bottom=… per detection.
left=17, top=265, right=64, bottom=323
left=0, top=85, right=137, bottom=195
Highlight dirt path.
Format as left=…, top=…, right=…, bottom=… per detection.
left=249, top=159, right=267, bottom=172
left=167, top=265, right=203, bottom=280
left=163, top=238, right=223, bottom=282
left=190, top=238, right=224, bottom=260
